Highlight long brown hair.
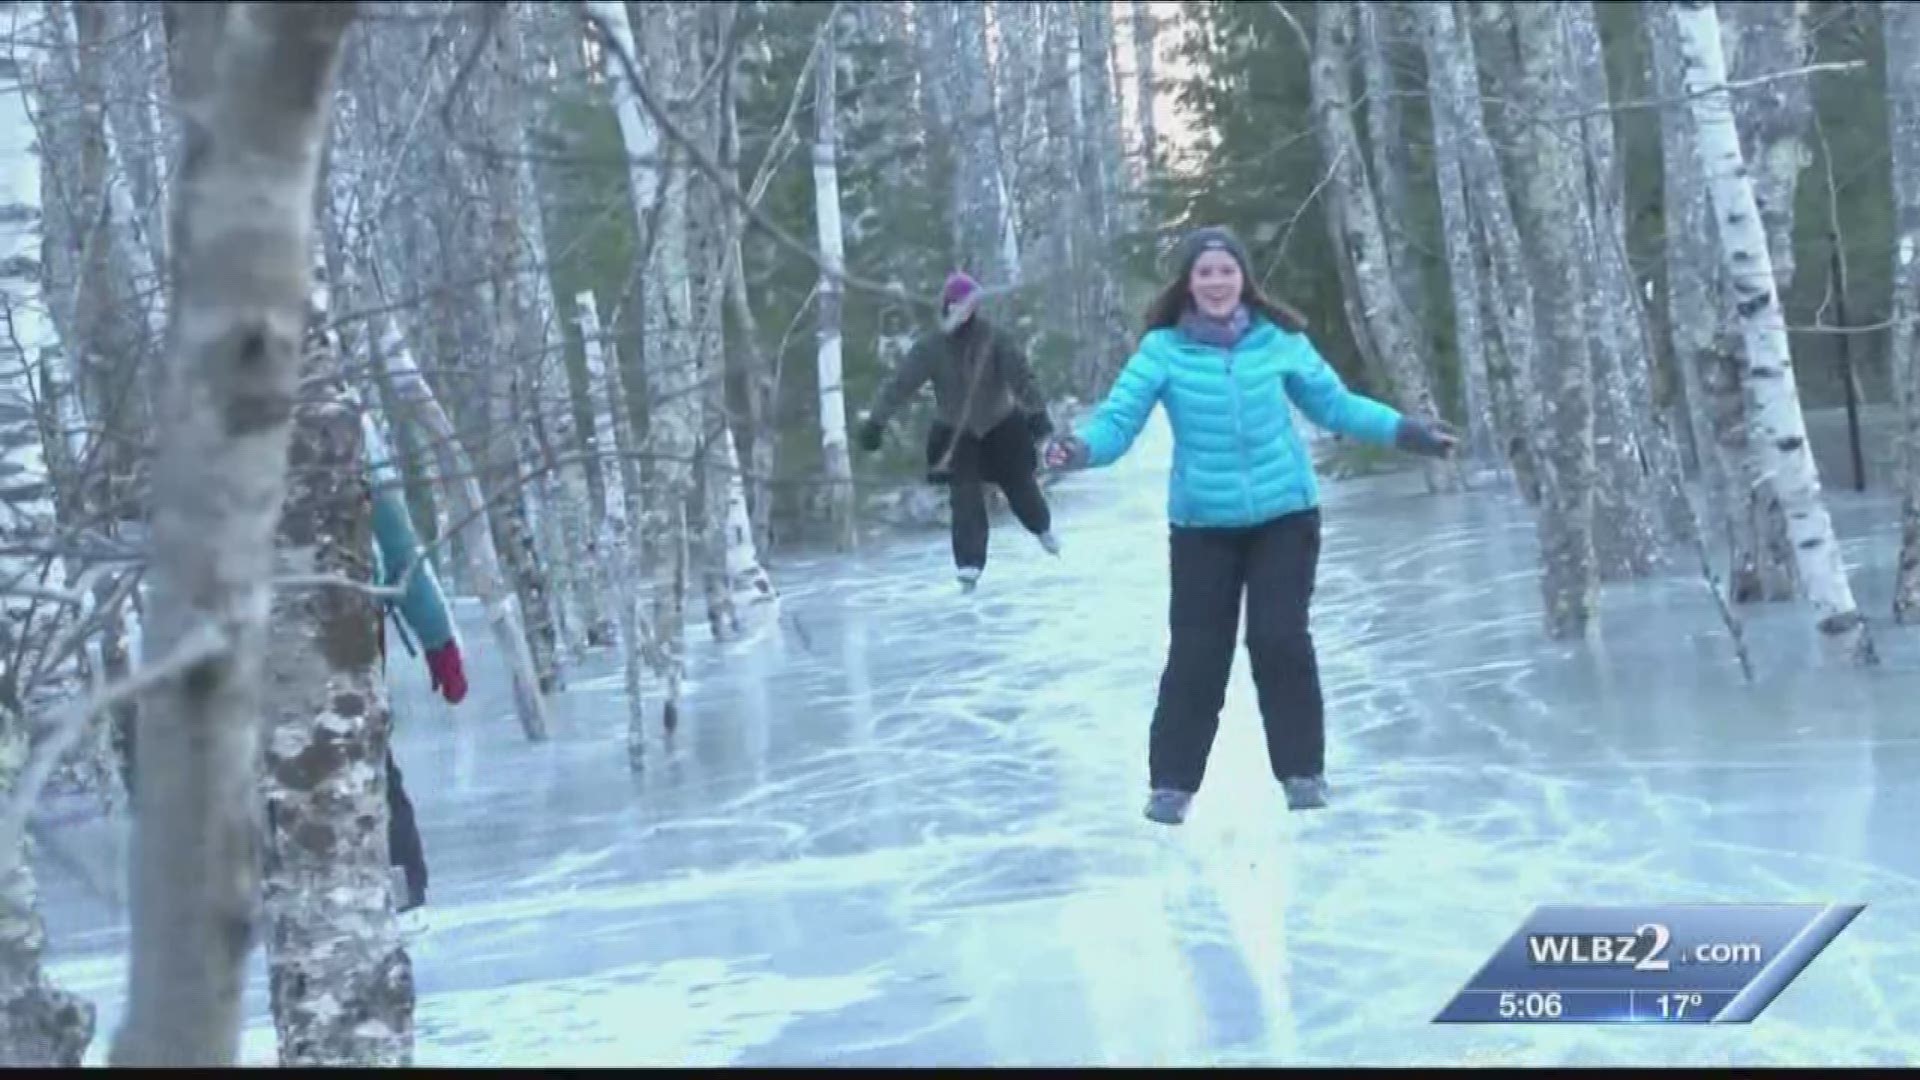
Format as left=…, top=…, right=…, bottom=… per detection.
left=1139, top=271, right=1308, bottom=346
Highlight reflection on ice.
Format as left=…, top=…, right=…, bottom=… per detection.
left=35, top=413, right=1920, bottom=1066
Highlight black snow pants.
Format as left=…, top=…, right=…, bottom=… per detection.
left=387, top=748, right=427, bottom=908
left=928, top=412, right=1052, bottom=572
left=1149, top=508, right=1325, bottom=793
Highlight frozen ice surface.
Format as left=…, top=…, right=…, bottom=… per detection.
left=35, top=413, right=1920, bottom=1066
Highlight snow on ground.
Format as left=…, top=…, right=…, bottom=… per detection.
left=36, top=412, right=1920, bottom=1066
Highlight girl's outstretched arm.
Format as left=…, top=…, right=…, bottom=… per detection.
left=1280, top=334, right=1404, bottom=446
left=1072, top=345, right=1170, bottom=468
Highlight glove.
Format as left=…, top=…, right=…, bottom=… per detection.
left=425, top=641, right=468, bottom=704
left=1044, top=435, right=1090, bottom=471
left=1394, top=417, right=1458, bottom=458
left=1024, top=410, right=1054, bottom=442
left=856, top=417, right=884, bottom=453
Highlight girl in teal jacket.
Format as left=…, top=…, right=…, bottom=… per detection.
left=365, top=415, right=466, bottom=916
left=1046, top=227, right=1454, bottom=825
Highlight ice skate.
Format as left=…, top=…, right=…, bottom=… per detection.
left=1143, top=788, right=1193, bottom=825
left=1282, top=775, right=1328, bottom=811
left=397, top=907, right=431, bottom=940
left=1037, top=530, right=1061, bottom=556
left=957, top=567, right=981, bottom=594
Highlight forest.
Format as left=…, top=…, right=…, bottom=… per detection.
left=2, top=0, right=1918, bottom=1066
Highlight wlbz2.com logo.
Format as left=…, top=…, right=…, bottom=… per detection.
left=1433, top=904, right=1863, bottom=1024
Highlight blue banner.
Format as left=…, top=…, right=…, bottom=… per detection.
left=1433, top=903, right=1864, bottom=1024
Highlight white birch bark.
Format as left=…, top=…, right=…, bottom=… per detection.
left=638, top=2, right=698, bottom=742
left=375, top=314, right=551, bottom=740
left=1422, top=2, right=1543, bottom=503
left=1671, top=0, right=1873, bottom=661
left=1311, top=2, right=1452, bottom=494
left=813, top=13, right=856, bottom=552
left=479, top=21, right=563, bottom=693
left=1073, top=1, right=1136, bottom=390
left=261, top=375, right=412, bottom=1066
left=1416, top=2, right=1501, bottom=477
left=1130, top=0, right=1159, bottom=178
left=1561, top=2, right=1676, bottom=573
left=1356, top=2, right=1430, bottom=346
left=111, top=3, right=356, bottom=1065
left=1883, top=2, right=1920, bottom=619
left=575, top=290, right=650, bottom=751
left=1720, top=0, right=1808, bottom=601
left=584, top=0, right=669, bottom=760
left=947, top=2, right=1014, bottom=283
left=0, top=2, right=93, bottom=1062
left=1506, top=0, right=1599, bottom=639
left=1647, top=5, right=1749, bottom=586
left=690, top=8, right=772, bottom=626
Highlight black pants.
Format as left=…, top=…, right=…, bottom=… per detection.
left=387, top=748, right=427, bottom=907
left=1149, top=509, right=1324, bottom=793
left=930, top=413, right=1052, bottom=572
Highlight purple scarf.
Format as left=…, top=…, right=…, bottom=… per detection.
left=1178, top=304, right=1251, bottom=349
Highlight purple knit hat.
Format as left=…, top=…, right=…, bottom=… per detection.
left=940, top=271, right=982, bottom=333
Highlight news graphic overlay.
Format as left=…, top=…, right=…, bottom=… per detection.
left=1433, top=904, right=1863, bottom=1024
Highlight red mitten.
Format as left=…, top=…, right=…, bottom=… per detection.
left=426, top=642, right=468, bottom=704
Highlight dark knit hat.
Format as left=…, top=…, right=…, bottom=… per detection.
left=1174, top=226, right=1253, bottom=279
left=940, top=270, right=982, bottom=333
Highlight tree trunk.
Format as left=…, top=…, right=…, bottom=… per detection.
left=1884, top=1, right=1920, bottom=619
left=575, top=290, right=652, bottom=755
left=954, top=2, right=1014, bottom=284
left=1073, top=1, right=1133, bottom=388
left=511, top=14, right=608, bottom=654
left=1506, top=0, right=1599, bottom=639
left=1130, top=0, right=1159, bottom=179
left=638, top=2, right=698, bottom=741
left=1416, top=2, right=1503, bottom=479
left=0, top=3, right=95, bottom=1063
left=112, top=3, right=356, bottom=1065
left=479, top=23, right=563, bottom=694
left=1724, top=0, right=1810, bottom=602
left=1647, top=4, right=1747, bottom=586
left=1311, top=2, right=1453, bottom=494
left=1563, top=1, right=1677, bottom=574
left=1671, top=0, right=1873, bottom=663
left=719, top=45, right=777, bottom=564
left=1425, top=1, right=1544, bottom=505
left=375, top=313, right=550, bottom=740
left=262, top=376, right=413, bottom=1066
left=813, top=12, right=856, bottom=553
left=1356, top=2, right=1431, bottom=351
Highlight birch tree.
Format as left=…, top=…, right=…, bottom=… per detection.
left=1310, top=1, right=1452, bottom=494
left=1670, top=0, right=1873, bottom=663
left=0, top=1, right=94, bottom=1063
left=580, top=0, right=669, bottom=763
left=1646, top=5, right=1753, bottom=593
left=1355, top=3, right=1430, bottom=347
left=259, top=307, right=412, bottom=1065
left=1130, top=0, right=1160, bottom=179
left=112, top=2, right=357, bottom=1065
left=1884, top=1, right=1920, bottom=620
left=1722, top=0, right=1812, bottom=602
left=954, top=2, right=1012, bottom=284
left=813, top=10, right=856, bottom=551
left=477, top=17, right=564, bottom=693
left=376, top=312, right=551, bottom=742
left=1416, top=2, right=1504, bottom=479
left=1563, top=1, right=1684, bottom=569
left=1505, top=0, right=1599, bottom=639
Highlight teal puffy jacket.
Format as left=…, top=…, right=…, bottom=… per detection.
left=1073, top=316, right=1404, bottom=529
left=364, top=415, right=456, bottom=652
